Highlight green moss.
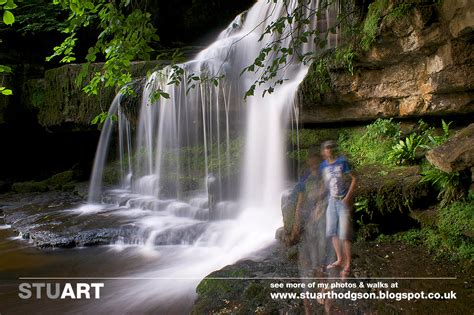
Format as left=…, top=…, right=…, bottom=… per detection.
left=193, top=269, right=250, bottom=315
left=298, top=45, right=356, bottom=103
left=361, top=0, right=389, bottom=50
left=47, top=170, right=75, bottom=188
left=11, top=170, right=78, bottom=193
left=102, top=163, right=122, bottom=185
left=438, top=200, right=474, bottom=240
left=377, top=200, right=474, bottom=263
left=32, top=61, right=161, bottom=127
left=196, top=269, right=248, bottom=296
left=12, top=180, right=49, bottom=193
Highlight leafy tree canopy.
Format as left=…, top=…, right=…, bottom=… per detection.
left=1, top=0, right=16, bottom=95
left=47, top=0, right=159, bottom=97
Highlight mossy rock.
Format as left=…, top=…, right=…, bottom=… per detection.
left=409, top=209, right=438, bottom=228
left=353, top=165, right=433, bottom=235
left=192, top=259, right=299, bottom=315
left=355, top=165, right=432, bottom=214
left=12, top=180, right=49, bottom=193
left=193, top=268, right=251, bottom=315
left=47, top=170, right=75, bottom=189
left=102, top=164, right=122, bottom=185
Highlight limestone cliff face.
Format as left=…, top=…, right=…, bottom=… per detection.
left=299, top=0, right=474, bottom=124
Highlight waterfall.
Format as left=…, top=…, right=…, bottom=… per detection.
left=84, top=0, right=342, bottom=311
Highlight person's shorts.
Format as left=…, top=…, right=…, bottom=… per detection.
left=326, top=197, right=352, bottom=240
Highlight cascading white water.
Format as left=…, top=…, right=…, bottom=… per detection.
left=83, top=0, right=341, bottom=311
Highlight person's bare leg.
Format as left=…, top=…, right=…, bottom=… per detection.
left=328, top=236, right=342, bottom=267
left=343, top=240, right=351, bottom=271
left=340, top=240, right=351, bottom=278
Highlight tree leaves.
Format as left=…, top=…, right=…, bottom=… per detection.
left=1, top=0, right=15, bottom=95
left=91, top=112, right=117, bottom=125
left=0, top=87, right=13, bottom=95
left=47, top=1, right=160, bottom=98
left=3, top=9, right=13, bottom=24
left=0, top=65, right=12, bottom=73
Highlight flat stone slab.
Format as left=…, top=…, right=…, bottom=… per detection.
left=426, top=123, right=474, bottom=173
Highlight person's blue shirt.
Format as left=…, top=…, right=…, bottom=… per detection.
left=319, top=156, right=351, bottom=198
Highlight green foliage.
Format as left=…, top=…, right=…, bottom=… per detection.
left=1, top=0, right=16, bottom=25
left=421, top=166, right=463, bottom=207
left=388, top=133, right=424, bottom=165
left=365, top=117, right=401, bottom=138
left=0, top=0, right=15, bottom=95
left=377, top=229, right=424, bottom=246
left=0, top=86, right=12, bottom=95
left=241, top=0, right=358, bottom=98
left=378, top=200, right=473, bottom=263
left=90, top=112, right=117, bottom=125
left=334, top=46, right=356, bottom=75
left=438, top=200, right=474, bottom=240
left=419, top=119, right=452, bottom=150
left=388, top=119, right=452, bottom=165
left=388, top=1, right=415, bottom=20
left=339, top=118, right=400, bottom=167
left=354, top=197, right=371, bottom=226
left=2, top=7, right=13, bottom=24
left=47, top=0, right=159, bottom=97
left=361, top=0, right=388, bottom=51
left=7, top=0, right=66, bottom=34
left=308, top=55, right=331, bottom=94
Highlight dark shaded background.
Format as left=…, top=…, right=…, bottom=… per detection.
left=0, top=0, right=254, bottom=183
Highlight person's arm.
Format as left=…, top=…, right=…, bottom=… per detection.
left=343, top=171, right=356, bottom=208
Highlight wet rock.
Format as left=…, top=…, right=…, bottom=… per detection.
left=191, top=244, right=305, bottom=315
left=0, top=190, right=135, bottom=248
left=426, top=123, right=474, bottom=173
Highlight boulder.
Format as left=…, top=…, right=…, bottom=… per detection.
left=279, top=188, right=300, bottom=245
left=426, top=123, right=474, bottom=173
